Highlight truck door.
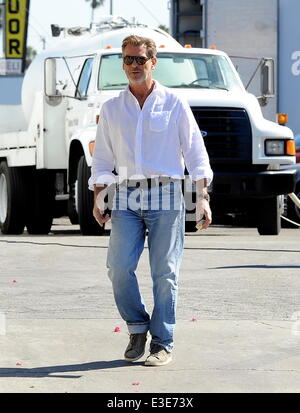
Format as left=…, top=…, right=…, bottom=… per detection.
left=65, top=57, right=95, bottom=143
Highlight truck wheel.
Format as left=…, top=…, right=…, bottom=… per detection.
left=25, top=169, right=55, bottom=235
left=77, top=156, right=105, bottom=235
left=185, top=219, right=198, bottom=232
left=0, top=161, right=26, bottom=234
left=67, top=182, right=79, bottom=225
left=257, top=196, right=281, bottom=235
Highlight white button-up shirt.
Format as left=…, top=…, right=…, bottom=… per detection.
left=88, top=81, right=213, bottom=190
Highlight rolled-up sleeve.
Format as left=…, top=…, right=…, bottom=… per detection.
left=88, top=105, right=116, bottom=190
left=178, top=100, right=213, bottom=185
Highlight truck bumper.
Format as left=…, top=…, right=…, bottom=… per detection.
left=211, top=169, right=297, bottom=198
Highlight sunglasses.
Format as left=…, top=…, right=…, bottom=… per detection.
left=123, top=55, right=151, bottom=65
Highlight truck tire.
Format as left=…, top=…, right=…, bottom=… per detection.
left=185, top=217, right=198, bottom=232
left=0, top=161, right=26, bottom=234
left=257, top=196, right=281, bottom=235
left=67, top=182, right=79, bottom=225
left=77, top=156, right=105, bottom=235
left=25, top=169, right=55, bottom=235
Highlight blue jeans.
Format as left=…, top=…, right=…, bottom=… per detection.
left=107, top=181, right=185, bottom=352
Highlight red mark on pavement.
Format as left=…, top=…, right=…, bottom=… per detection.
left=132, top=382, right=140, bottom=386
left=114, top=327, right=121, bottom=332
left=16, top=362, right=22, bottom=366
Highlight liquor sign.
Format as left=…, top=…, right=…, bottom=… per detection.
left=3, top=0, right=30, bottom=74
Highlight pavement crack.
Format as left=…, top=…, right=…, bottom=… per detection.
left=255, top=321, right=291, bottom=330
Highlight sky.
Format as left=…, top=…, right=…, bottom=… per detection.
left=26, top=0, right=170, bottom=53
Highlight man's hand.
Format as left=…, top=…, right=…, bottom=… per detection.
left=195, top=178, right=212, bottom=230
left=93, top=205, right=110, bottom=227
left=195, top=199, right=212, bottom=230
left=93, top=185, right=111, bottom=227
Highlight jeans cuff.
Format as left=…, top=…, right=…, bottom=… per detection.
left=127, top=322, right=149, bottom=334
left=150, top=340, right=173, bottom=353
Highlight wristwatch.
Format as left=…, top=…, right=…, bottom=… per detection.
left=197, top=193, right=210, bottom=202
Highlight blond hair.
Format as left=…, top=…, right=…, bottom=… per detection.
left=122, top=35, right=157, bottom=58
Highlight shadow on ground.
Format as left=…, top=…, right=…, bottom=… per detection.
left=0, top=359, right=141, bottom=379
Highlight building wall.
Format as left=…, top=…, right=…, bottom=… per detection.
left=278, top=0, right=300, bottom=136
left=205, top=0, right=278, bottom=122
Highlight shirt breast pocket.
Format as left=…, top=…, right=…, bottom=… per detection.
left=149, top=111, right=171, bottom=132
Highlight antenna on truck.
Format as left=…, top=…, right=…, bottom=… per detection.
left=50, top=16, right=146, bottom=38
left=91, top=15, right=146, bottom=32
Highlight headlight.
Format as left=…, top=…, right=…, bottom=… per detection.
left=265, top=139, right=296, bottom=156
left=265, top=139, right=285, bottom=155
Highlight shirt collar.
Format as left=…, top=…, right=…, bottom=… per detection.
left=125, top=80, right=163, bottom=96
left=124, top=80, right=166, bottom=107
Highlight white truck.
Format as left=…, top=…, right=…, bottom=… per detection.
left=0, top=17, right=296, bottom=236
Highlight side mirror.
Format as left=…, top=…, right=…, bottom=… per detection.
left=261, top=58, right=275, bottom=97
left=44, top=58, right=61, bottom=97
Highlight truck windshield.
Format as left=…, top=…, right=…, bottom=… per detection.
left=98, top=52, right=243, bottom=92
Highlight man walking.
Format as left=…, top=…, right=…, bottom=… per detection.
left=89, top=35, right=213, bottom=366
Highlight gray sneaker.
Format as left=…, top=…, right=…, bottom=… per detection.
left=124, top=333, right=148, bottom=362
left=145, top=343, right=172, bottom=366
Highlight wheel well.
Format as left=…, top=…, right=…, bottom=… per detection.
left=69, top=141, right=84, bottom=185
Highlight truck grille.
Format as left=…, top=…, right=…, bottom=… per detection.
left=191, top=107, right=252, bottom=170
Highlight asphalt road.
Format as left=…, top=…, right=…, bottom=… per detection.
left=0, top=218, right=299, bottom=393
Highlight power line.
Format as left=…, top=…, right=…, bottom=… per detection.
left=28, top=22, right=52, bottom=50
left=25, top=4, right=56, bottom=50
left=136, top=0, right=164, bottom=26
left=25, top=10, right=50, bottom=39
left=28, top=22, right=45, bottom=38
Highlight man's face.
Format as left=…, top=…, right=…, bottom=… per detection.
left=122, top=44, right=157, bottom=85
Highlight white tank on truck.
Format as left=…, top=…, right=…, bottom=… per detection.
left=0, top=16, right=296, bottom=236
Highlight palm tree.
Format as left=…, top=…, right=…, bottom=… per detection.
left=158, top=24, right=169, bottom=34
left=85, top=0, right=106, bottom=24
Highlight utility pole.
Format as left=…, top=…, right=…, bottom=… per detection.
left=110, top=0, right=113, bottom=15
